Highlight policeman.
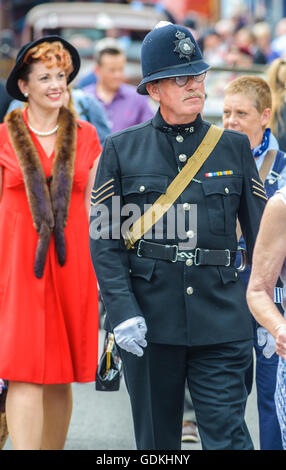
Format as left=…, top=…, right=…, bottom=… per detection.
left=89, top=22, right=266, bottom=450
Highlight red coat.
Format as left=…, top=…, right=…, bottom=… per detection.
left=0, top=109, right=100, bottom=384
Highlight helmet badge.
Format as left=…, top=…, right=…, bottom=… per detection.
left=173, top=30, right=195, bottom=61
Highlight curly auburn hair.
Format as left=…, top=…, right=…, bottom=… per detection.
left=19, top=41, right=73, bottom=81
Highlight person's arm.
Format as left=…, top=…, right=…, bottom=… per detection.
left=85, top=94, right=111, bottom=145
left=89, top=136, right=143, bottom=330
left=247, top=195, right=286, bottom=357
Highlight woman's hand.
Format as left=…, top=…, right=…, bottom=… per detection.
left=275, top=324, right=286, bottom=359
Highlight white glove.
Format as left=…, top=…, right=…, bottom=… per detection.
left=257, top=326, right=276, bottom=358
left=114, top=316, right=147, bottom=357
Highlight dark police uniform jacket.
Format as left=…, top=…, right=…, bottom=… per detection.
left=89, top=110, right=266, bottom=347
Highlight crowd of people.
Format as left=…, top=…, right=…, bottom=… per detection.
left=185, top=15, right=286, bottom=69
left=1, top=7, right=286, bottom=452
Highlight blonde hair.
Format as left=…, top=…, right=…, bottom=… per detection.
left=252, top=21, right=271, bottom=39
left=267, top=58, right=286, bottom=135
left=224, top=75, right=272, bottom=114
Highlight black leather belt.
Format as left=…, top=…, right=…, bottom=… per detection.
left=135, top=239, right=238, bottom=266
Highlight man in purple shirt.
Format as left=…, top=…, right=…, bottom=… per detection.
left=83, top=39, right=154, bottom=133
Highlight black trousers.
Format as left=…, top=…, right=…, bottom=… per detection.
left=119, top=339, right=254, bottom=450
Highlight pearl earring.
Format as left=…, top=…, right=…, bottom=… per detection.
left=24, top=92, right=28, bottom=98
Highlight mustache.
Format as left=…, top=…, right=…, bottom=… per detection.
left=181, top=91, right=205, bottom=101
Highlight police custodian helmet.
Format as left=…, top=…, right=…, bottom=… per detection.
left=137, top=22, right=210, bottom=95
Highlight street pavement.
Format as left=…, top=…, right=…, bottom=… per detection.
left=3, top=329, right=260, bottom=451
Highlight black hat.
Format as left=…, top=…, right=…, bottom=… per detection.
left=6, top=35, right=81, bottom=102
left=137, top=23, right=210, bottom=95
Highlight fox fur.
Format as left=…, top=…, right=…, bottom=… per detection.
left=5, top=106, right=77, bottom=278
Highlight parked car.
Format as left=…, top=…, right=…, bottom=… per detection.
left=21, top=2, right=169, bottom=85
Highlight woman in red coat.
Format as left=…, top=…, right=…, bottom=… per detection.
left=0, top=36, right=100, bottom=449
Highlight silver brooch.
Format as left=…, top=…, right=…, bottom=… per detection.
left=174, top=30, right=195, bottom=61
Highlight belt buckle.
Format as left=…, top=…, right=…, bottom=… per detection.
left=194, top=248, right=201, bottom=266
left=170, top=245, right=179, bottom=263
left=177, top=251, right=195, bottom=262
left=237, top=247, right=247, bottom=272
left=268, top=170, right=281, bottom=185
left=225, top=249, right=231, bottom=267
left=137, top=239, right=143, bottom=257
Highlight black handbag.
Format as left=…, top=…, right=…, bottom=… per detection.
left=95, top=332, right=122, bottom=391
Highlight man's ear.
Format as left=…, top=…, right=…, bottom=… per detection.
left=146, top=81, right=160, bottom=102
left=261, top=108, right=271, bottom=128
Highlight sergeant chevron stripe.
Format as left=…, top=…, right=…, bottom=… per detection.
left=91, top=178, right=115, bottom=206
left=251, top=177, right=264, bottom=188
left=251, top=178, right=267, bottom=201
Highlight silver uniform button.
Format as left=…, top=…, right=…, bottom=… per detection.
left=179, top=153, right=187, bottom=162
left=186, top=258, right=193, bottom=266
left=186, top=286, right=194, bottom=295
left=176, top=135, right=184, bottom=143
left=225, top=187, right=229, bottom=194
left=139, top=185, right=146, bottom=192
left=183, top=203, right=191, bottom=211
left=186, top=230, right=195, bottom=238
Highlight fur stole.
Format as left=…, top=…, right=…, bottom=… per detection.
left=5, top=107, right=77, bottom=278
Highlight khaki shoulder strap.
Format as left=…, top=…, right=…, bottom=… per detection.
left=124, top=124, right=224, bottom=249
left=259, top=149, right=277, bottom=184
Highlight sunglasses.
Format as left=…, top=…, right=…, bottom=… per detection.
left=167, top=72, right=207, bottom=87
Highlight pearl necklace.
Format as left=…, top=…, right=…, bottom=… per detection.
left=28, top=122, right=59, bottom=136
